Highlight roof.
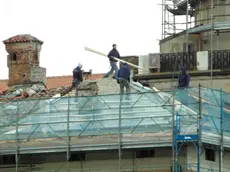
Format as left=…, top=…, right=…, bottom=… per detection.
left=159, top=30, right=187, bottom=44
left=0, top=74, right=104, bottom=91
left=3, top=34, right=44, bottom=44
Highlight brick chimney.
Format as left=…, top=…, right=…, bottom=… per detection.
left=3, top=34, right=46, bottom=86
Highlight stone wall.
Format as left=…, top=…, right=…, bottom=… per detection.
left=30, top=67, right=47, bottom=85
left=5, top=42, right=42, bottom=53
left=8, top=63, right=31, bottom=86
left=5, top=41, right=46, bottom=86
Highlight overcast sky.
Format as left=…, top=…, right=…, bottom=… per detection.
left=0, top=0, right=163, bottom=79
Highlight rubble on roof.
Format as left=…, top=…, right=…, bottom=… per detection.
left=96, top=78, right=120, bottom=95
left=0, top=79, right=99, bottom=102
left=0, top=84, right=73, bottom=102
left=0, top=77, right=136, bottom=102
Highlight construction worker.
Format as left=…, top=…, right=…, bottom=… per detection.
left=72, top=63, right=83, bottom=103
left=117, top=63, right=131, bottom=100
left=178, top=67, right=190, bottom=105
left=103, top=44, right=121, bottom=80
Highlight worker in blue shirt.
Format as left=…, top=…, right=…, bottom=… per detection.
left=178, top=67, right=190, bottom=105
left=72, top=63, right=83, bottom=103
left=103, top=44, right=121, bottom=80
left=178, top=67, right=190, bottom=88
left=117, top=63, right=131, bottom=100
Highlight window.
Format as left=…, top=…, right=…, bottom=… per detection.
left=69, top=152, right=85, bottom=161
left=12, top=53, right=17, bottom=61
left=136, top=149, right=155, bottom=158
left=34, top=53, right=38, bottom=61
left=183, top=43, right=195, bottom=53
left=0, top=155, right=15, bottom=165
left=205, top=149, right=215, bottom=162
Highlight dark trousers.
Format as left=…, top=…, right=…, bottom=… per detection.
left=119, top=77, right=130, bottom=100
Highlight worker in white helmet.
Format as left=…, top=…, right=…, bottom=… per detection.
left=72, top=63, right=83, bottom=103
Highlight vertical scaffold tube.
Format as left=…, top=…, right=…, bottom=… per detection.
left=197, top=84, right=202, bottom=172
left=67, top=95, right=70, bottom=171
left=15, top=100, right=19, bottom=172
left=186, top=0, right=189, bottom=52
left=219, top=88, right=224, bottom=172
left=210, top=0, right=214, bottom=87
left=172, top=90, right=175, bottom=172
left=118, top=93, right=122, bottom=172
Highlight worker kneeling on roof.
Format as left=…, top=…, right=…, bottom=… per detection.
left=178, top=67, right=190, bottom=106
left=178, top=67, right=190, bottom=88
left=72, top=63, right=83, bottom=103
left=117, top=63, right=131, bottom=100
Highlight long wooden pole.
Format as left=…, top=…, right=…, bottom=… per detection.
left=84, top=47, right=144, bottom=70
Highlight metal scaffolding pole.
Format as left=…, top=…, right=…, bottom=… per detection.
left=168, top=7, right=170, bottom=35
left=173, top=0, right=176, bottom=34
left=217, top=0, right=220, bottom=51
left=118, top=93, right=122, bottom=172
left=15, top=100, right=19, bottom=172
left=197, top=84, right=202, bottom=172
left=186, top=0, right=189, bottom=52
left=210, top=0, right=214, bottom=87
left=66, top=95, right=70, bottom=171
left=172, top=90, right=175, bottom=172
left=162, top=0, right=164, bottom=39
left=164, top=0, right=166, bottom=38
left=219, top=88, right=224, bottom=172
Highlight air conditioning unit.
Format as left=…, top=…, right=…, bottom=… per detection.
left=149, top=53, right=160, bottom=70
left=197, top=51, right=208, bottom=71
left=138, top=54, right=160, bottom=74
left=138, top=55, right=149, bottom=75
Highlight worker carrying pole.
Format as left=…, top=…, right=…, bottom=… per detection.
left=103, top=44, right=121, bottom=80
left=84, top=47, right=143, bottom=70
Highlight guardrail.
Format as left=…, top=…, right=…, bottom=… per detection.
left=160, top=50, right=230, bottom=72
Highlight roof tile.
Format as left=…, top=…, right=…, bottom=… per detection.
left=3, top=34, right=43, bottom=44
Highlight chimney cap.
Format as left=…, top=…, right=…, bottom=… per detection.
left=3, top=34, right=43, bottom=45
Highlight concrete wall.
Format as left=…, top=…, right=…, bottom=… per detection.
left=159, top=34, right=199, bottom=53
left=160, top=31, right=230, bottom=53
left=187, top=146, right=230, bottom=172
left=1, top=146, right=229, bottom=172
left=148, top=76, right=230, bottom=92
left=0, top=148, right=187, bottom=172
left=195, top=0, right=230, bottom=25
left=202, top=31, right=230, bottom=51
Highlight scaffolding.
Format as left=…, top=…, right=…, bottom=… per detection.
left=0, top=85, right=230, bottom=171
left=160, top=0, right=230, bottom=87
left=161, top=0, right=195, bottom=40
